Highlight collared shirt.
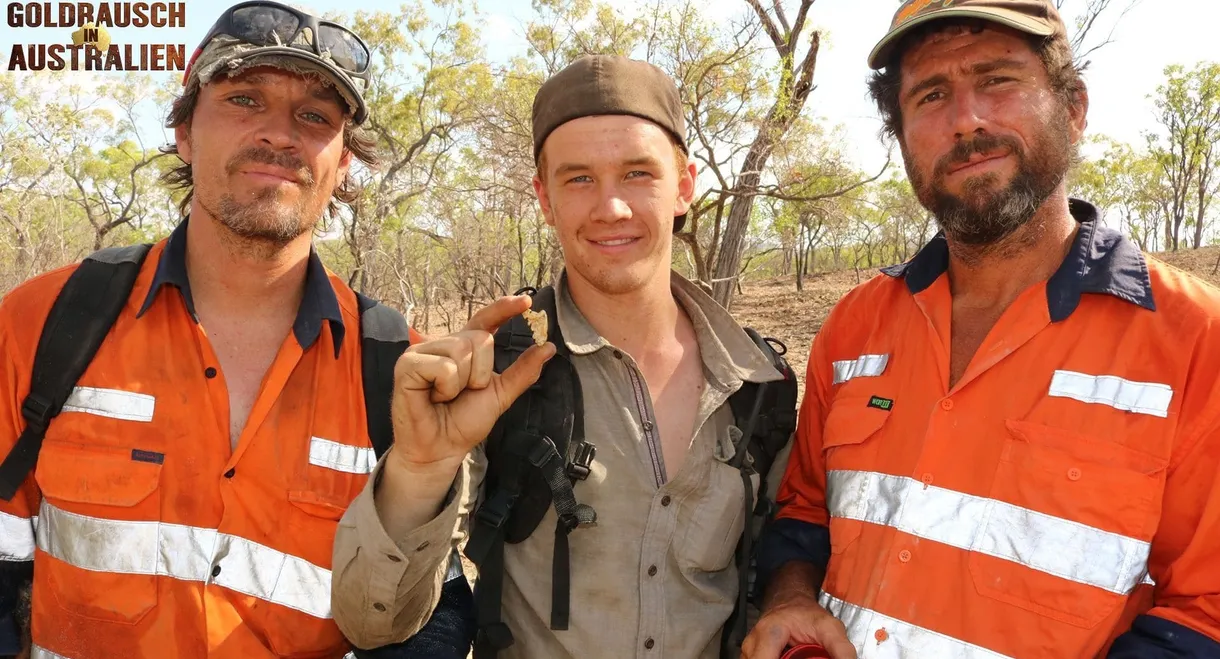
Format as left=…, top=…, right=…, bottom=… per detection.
left=0, top=219, right=422, bottom=658
left=332, top=270, right=785, bottom=658
left=764, top=200, right=1220, bottom=658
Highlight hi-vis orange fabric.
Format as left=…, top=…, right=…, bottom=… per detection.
left=0, top=221, right=412, bottom=658
left=775, top=201, right=1220, bottom=658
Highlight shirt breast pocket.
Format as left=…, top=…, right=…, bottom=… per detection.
left=287, top=436, right=374, bottom=521
left=968, top=419, right=1167, bottom=628
left=34, top=438, right=163, bottom=625
left=821, top=397, right=891, bottom=556
left=677, top=452, right=759, bottom=579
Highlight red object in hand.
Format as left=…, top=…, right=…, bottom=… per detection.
left=781, top=644, right=833, bottom=659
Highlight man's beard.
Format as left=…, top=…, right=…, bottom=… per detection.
left=209, top=146, right=319, bottom=246
left=907, top=112, right=1072, bottom=247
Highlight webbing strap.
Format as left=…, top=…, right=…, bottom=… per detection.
left=721, top=379, right=769, bottom=659
left=0, top=246, right=151, bottom=501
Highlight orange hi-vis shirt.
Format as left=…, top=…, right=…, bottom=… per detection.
left=774, top=201, right=1220, bottom=658
left=0, top=220, right=425, bottom=658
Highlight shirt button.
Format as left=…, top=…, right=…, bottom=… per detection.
left=661, top=495, right=672, bottom=507
left=613, top=350, right=623, bottom=360
left=644, top=638, right=655, bottom=650
left=940, top=399, right=954, bottom=411
left=875, top=628, right=889, bottom=643
left=211, top=564, right=221, bottom=578
left=223, top=468, right=235, bottom=479
left=643, top=420, right=654, bottom=432
left=373, top=602, right=387, bottom=612
left=921, top=473, right=933, bottom=486
left=898, top=550, right=912, bottom=563
left=387, top=554, right=402, bottom=563
left=205, top=367, right=217, bottom=379
left=1067, top=467, right=1082, bottom=481
left=648, top=565, right=657, bottom=576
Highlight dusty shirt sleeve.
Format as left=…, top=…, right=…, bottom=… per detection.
left=331, top=447, right=485, bottom=648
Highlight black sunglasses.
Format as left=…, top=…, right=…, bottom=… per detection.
left=193, top=1, right=371, bottom=82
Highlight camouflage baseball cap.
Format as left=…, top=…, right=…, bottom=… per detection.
left=183, top=2, right=371, bottom=124
left=868, top=0, right=1066, bottom=70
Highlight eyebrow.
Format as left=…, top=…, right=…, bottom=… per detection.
left=553, top=156, right=664, bottom=178
left=219, top=73, right=345, bottom=110
left=904, top=57, right=1028, bottom=102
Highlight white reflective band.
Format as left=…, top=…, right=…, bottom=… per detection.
left=827, top=470, right=1152, bottom=595
left=36, top=500, right=334, bottom=619
left=0, top=510, right=36, bottom=561
left=833, top=354, right=890, bottom=384
left=1048, top=370, right=1173, bottom=418
left=31, top=645, right=72, bottom=659
left=62, top=386, right=155, bottom=422
left=820, top=593, right=1015, bottom=659
left=309, top=436, right=376, bottom=475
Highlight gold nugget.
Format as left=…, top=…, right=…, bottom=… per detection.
left=522, top=309, right=548, bottom=346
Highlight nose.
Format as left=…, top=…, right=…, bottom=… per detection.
left=590, top=183, right=632, bottom=224
left=948, top=86, right=989, bottom=141
left=251, top=104, right=302, bottom=152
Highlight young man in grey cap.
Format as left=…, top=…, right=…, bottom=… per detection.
left=0, top=2, right=472, bottom=657
left=331, top=54, right=799, bottom=659
left=742, top=1, right=1220, bottom=658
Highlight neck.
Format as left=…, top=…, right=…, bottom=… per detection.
left=184, top=205, right=313, bottom=319
left=565, top=267, right=680, bottom=355
left=945, top=188, right=1078, bottom=308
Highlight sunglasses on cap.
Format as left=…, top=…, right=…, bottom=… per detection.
left=186, top=1, right=371, bottom=90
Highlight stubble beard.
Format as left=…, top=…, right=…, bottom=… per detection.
left=906, top=107, right=1073, bottom=256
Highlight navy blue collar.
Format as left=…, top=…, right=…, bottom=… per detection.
left=881, top=198, right=1156, bottom=322
left=136, top=218, right=346, bottom=356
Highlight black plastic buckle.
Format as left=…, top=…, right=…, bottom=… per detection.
left=528, top=435, right=559, bottom=469
left=557, top=512, right=581, bottom=533
left=566, top=442, right=596, bottom=481
left=475, top=491, right=517, bottom=529
left=20, top=394, right=55, bottom=430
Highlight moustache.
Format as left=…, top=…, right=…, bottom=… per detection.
left=225, top=147, right=315, bottom=186
left=934, top=133, right=1022, bottom=179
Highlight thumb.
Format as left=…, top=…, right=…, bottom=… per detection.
left=493, top=343, right=557, bottom=413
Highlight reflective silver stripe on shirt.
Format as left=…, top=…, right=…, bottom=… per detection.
left=31, top=645, right=72, bottom=659
left=1048, top=370, right=1173, bottom=418
left=0, top=510, right=36, bottom=561
left=832, top=354, right=889, bottom=384
left=62, top=386, right=155, bottom=422
left=36, top=500, right=334, bottom=619
left=827, top=470, right=1152, bottom=594
left=309, top=436, right=376, bottom=475
left=820, top=592, right=1015, bottom=659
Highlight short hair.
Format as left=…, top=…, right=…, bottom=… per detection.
left=867, top=19, right=1085, bottom=141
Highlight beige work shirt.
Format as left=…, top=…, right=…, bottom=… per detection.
left=332, top=271, right=787, bottom=658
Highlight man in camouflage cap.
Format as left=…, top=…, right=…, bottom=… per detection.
left=0, top=2, right=475, bottom=657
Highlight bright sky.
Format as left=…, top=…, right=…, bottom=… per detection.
left=2, top=0, right=1217, bottom=175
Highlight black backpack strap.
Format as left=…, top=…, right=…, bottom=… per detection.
left=354, top=292, right=411, bottom=459
left=468, top=286, right=596, bottom=659
left=720, top=329, right=800, bottom=659
left=0, top=244, right=152, bottom=501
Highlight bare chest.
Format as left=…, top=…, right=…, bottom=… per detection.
left=638, top=352, right=705, bottom=482
left=199, top=317, right=290, bottom=450
left=949, top=308, right=1005, bottom=389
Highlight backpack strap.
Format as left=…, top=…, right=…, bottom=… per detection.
left=467, top=286, right=596, bottom=659
left=720, top=329, right=799, bottom=659
left=0, top=244, right=152, bottom=501
left=354, top=292, right=411, bottom=459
